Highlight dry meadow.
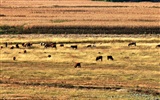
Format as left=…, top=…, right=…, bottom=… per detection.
left=0, top=0, right=160, bottom=99
left=0, top=34, right=160, bottom=99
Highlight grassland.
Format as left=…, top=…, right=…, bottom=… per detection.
left=0, top=0, right=160, bottom=99
left=0, top=34, right=160, bottom=99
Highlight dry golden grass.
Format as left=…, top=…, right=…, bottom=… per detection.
left=0, top=0, right=159, bottom=27
left=0, top=34, right=160, bottom=99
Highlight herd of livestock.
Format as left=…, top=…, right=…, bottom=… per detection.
left=1, top=41, right=160, bottom=68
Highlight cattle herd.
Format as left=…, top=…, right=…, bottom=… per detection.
left=0, top=42, right=159, bottom=68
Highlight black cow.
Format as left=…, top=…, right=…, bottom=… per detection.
left=74, top=63, right=81, bottom=68
left=4, top=42, right=8, bottom=47
left=156, top=44, right=160, bottom=48
left=71, top=45, right=77, bottom=49
left=87, top=45, right=92, bottom=48
left=107, top=56, right=114, bottom=60
left=24, top=50, right=27, bottom=53
left=48, top=55, right=51, bottom=58
left=13, top=57, right=16, bottom=60
left=10, top=46, right=14, bottom=49
left=96, top=56, right=103, bottom=61
left=16, top=44, right=19, bottom=48
left=128, top=42, right=136, bottom=46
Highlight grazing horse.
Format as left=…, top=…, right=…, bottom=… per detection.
left=128, top=42, right=136, bottom=46
left=107, top=56, right=114, bottom=60
left=71, top=45, right=77, bottom=49
left=74, top=63, right=81, bottom=68
left=96, top=56, right=103, bottom=61
left=156, top=44, right=160, bottom=48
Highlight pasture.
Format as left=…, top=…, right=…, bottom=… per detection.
left=0, top=0, right=160, bottom=99
left=0, top=34, right=160, bottom=99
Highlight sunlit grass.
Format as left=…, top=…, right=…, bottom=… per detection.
left=0, top=34, right=160, bottom=99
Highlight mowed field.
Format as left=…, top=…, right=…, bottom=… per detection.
left=0, top=0, right=160, bottom=27
left=0, top=34, right=160, bottom=99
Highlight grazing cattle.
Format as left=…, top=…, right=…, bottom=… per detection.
left=44, top=42, right=57, bottom=49
left=13, top=57, right=16, bottom=60
left=40, top=42, right=45, bottom=46
left=24, top=50, right=27, bottom=53
left=10, top=46, right=14, bottom=49
left=71, top=45, right=77, bottom=49
left=74, top=63, right=81, bottom=68
left=0, top=46, right=3, bottom=49
left=60, top=43, right=64, bottom=47
left=48, top=55, right=51, bottom=58
left=16, top=44, right=19, bottom=48
left=87, top=45, right=92, bottom=48
left=128, top=42, right=136, bottom=46
left=4, top=42, right=8, bottom=47
left=107, top=56, right=114, bottom=60
left=156, top=44, right=160, bottom=48
left=22, top=42, right=32, bottom=47
left=96, top=56, right=103, bottom=61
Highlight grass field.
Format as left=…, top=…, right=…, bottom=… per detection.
left=0, top=34, right=160, bottom=99
left=0, top=0, right=160, bottom=99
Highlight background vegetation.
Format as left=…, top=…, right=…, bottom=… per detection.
left=0, top=0, right=159, bottom=34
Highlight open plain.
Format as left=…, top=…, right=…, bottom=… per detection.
left=0, top=0, right=160, bottom=99
left=0, top=34, right=160, bottom=99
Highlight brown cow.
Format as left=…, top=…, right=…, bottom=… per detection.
left=128, top=42, right=136, bottom=46
left=74, top=63, right=81, bottom=68
left=96, top=56, right=103, bottom=61
left=13, top=57, right=16, bottom=60
left=24, top=50, right=27, bottom=53
left=60, top=43, right=64, bottom=47
left=45, top=42, right=57, bottom=49
left=22, top=42, right=32, bottom=47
